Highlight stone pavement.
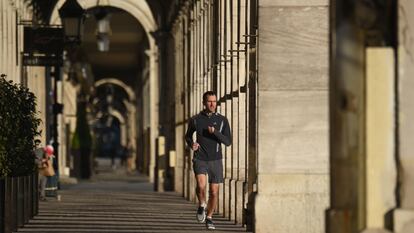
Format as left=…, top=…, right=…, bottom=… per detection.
left=15, top=158, right=249, bottom=233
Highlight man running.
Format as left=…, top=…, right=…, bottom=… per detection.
left=185, top=91, right=232, bottom=230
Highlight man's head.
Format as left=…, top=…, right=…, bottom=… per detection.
left=203, top=91, right=217, bottom=113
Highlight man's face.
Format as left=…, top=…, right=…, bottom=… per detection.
left=204, top=95, right=217, bottom=113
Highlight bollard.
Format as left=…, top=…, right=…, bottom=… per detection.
left=24, top=176, right=30, bottom=224
left=3, top=177, right=12, bottom=233
left=11, top=177, right=18, bottom=231
left=0, top=178, right=4, bottom=233
left=33, top=173, right=38, bottom=216
left=17, top=177, right=24, bottom=227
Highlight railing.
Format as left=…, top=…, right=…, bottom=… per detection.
left=0, top=173, right=38, bottom=233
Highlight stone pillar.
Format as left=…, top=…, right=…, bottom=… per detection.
left=182, top=12, right=192, bottom=201
left=3, top=2, right=9, bottom=80
left=327, top=0, right=366, bottom=232
left=27, top=67, right=47, bottom=145
left=246, top=0, right=258, bottom=230
left=11, top=5, right=16, bottom=83
left=0, top=0, right=3, bottom=73
left=0, top=1, right=6, bottom=74
left=236, top=0, right=248, bottom=224
left=218, top=0, right=228, bottom=216
left=61, top=77, right=77, bottom=177
left=127, top=101, right=137, bottom=171
left=188, top=5, right=197, bottom=203
left=149, top=42, right=159, bottom=184
left=155, top=136, right=166, bottom=192
left=328, top=1, right=398, bottom=232
left=57, top=79, right=66, bottom=177
left=394, top=1, right=414, bottom=232
left=172, top=14, right=186, bottom=195
left=223, top=0, right=233, bottom=220
left=228, top=0, right=238, bottom=223
left=364, top=48, right=396, bottom=231
left=256, top=1, right=329, bottom=232
left=6, top=3, right=10, bottom=81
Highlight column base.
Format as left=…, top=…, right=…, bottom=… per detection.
left=189, top=173, right=197, bottom=203
left=254, top=174, right=328, bottom=233
left=218, top=183, right=224, bottom=214
left=325, top=208, right=354, bottom=233
left=361, top=229, right=392, bottom=233
left=230, top=179, right=236, bottom=221
left=224, top=178, right=231, bottom=219
left=394, top=208, right=414, bottom=233
left=235, top=180, right=245, bottom=224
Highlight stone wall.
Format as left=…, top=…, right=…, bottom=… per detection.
left=395, top=1, right=414, bottom=232
left=256, top=0, right=329, bottom=232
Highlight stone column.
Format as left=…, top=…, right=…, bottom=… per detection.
left=327, top=1, right=367, bottom=232
left=218, top=0, right=227, bottom=215
left=394, top=1, right=414, bottom=232
left=57, top=79, right=65, bottom=176
left=9, top=4, right=15, bottom=82
left=188, top=5, right=197, bottom=203
left=363, top=48, right=396, bottom=232
left=223, top=0, right=233, bottom=220
left=4, top=2, right=10, bottom=80
left=153, top=26, right=173, bottom=190
left=0, top=0, right=3, bottom=73
left=61, top=76, right=77, bottom=177
left=173, top=17, right=185, bottom=194
left=256, top=1, right=329, bottom=232
left=11, top=5, right=16, bottom=83
left=126, top=101, right=137, bottom=171
left=245, top=0, right=258, bottom=230
left=155, top=136, right=166, bottom=192
left=149, top=42, right=159, bottom=184
left=183, top=12, right=192, bottom=201
left=5, top=2, right=9, bottom=80
left=27, top=66, right=47, bottom=145
left=227, top=0, right=238, bottom=222
left=235, top=0, right=248, bottom=225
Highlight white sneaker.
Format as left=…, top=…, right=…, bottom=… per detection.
left=196, top=206, right=206, bottom=223
left=205, top=217, right=215, bottom=230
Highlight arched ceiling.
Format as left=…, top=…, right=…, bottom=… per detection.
left=82, top=6, right=146, bottom=86
left=32, top=0, right=180, bottom=117
left=29, top=0, right=178, bottom=27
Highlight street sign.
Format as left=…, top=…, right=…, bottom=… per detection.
left=23, top=55, right=63, bottom=66
left=24, top=27, right=64, bottom=54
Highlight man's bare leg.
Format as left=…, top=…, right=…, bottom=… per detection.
left=206, top=183, right=219, bottom=217
left=195, top=174, right=207, bottom=205
left=195, top=174, right=208, bottom=223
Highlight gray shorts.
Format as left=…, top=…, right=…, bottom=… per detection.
left=192, top=158, right=224, bottom=183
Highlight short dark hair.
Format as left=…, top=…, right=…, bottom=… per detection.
left=203, top=91, right=216, bottom=103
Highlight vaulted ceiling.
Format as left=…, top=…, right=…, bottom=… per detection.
left=26, top=0, right=178, bottom=27
left=26, top=0, right=180, bottom=86
left=81, top=6, right=146, bottom=86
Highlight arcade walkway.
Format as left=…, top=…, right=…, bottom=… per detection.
left=14, top=159, right=248, bottom=233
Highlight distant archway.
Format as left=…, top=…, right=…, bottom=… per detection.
left=50, top=0, right=156, bottom=33
left=51, top=0, right=160, bottom=181
left=96, top=109, right=127, bottom=147
left=95, top=78, right=135, bottom=102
